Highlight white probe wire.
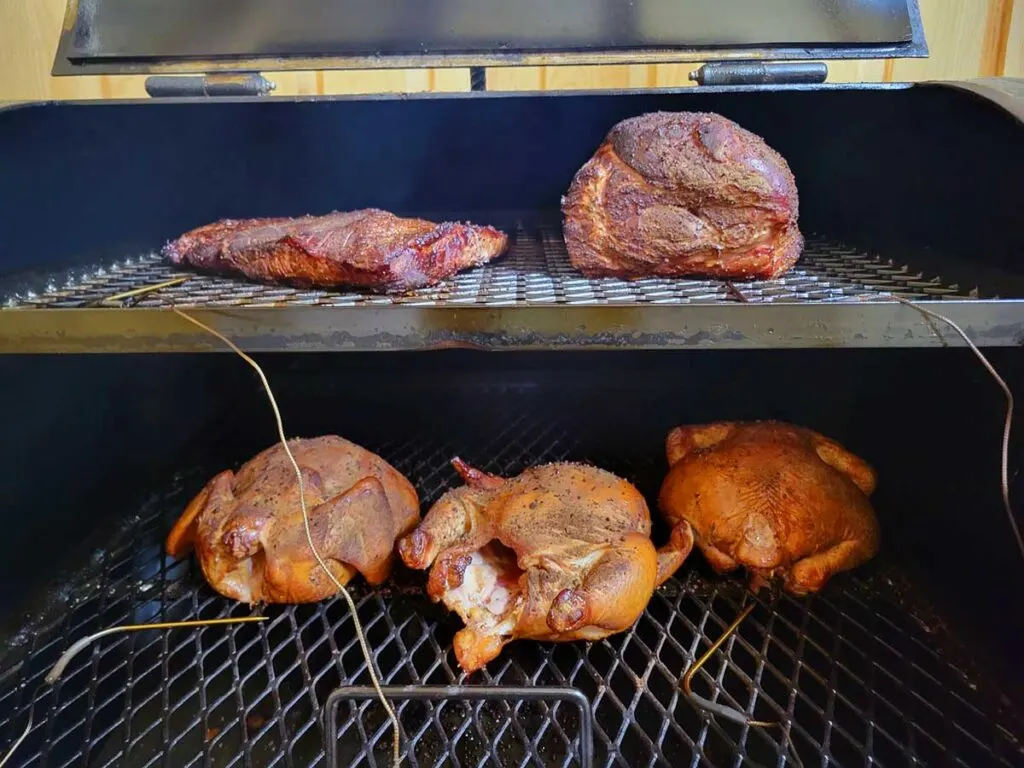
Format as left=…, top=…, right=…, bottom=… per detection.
left=893, top=297, right=1022, bottom=564
left=171, top=308, right=402, bottom=766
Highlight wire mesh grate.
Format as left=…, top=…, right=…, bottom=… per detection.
left=0, top=401, right=1019, bottom=768
left=3, top=220, right=972, bottom=310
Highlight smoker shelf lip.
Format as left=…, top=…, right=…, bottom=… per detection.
left=1, top=300, right=1021, bottom=353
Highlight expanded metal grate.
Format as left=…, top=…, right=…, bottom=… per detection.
left=0, top=402, right=1019, bottom=768
left=4, top=221, right=972, bottom=309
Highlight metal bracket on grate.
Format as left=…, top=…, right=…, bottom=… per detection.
left=323, top=685, right=595, bottom=768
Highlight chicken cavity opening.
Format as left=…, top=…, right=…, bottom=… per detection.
left=216, top=549, right=265, bottom=604
left=443, top=541, right=524, bottom=635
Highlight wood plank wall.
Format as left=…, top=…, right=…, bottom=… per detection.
left=1, top=0, right=1021, bottom=101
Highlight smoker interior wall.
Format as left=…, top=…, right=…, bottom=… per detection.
left=0, top=85, right=1022, bottom=282
left=2, top=349, right=1022, bottom=701
left=0, top=355, right=247, bottom=629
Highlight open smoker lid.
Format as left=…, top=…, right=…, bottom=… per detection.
left=54, top=0, right=926, bottom=75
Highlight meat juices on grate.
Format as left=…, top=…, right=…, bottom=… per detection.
left=658, top=421, right=879, bottom=594
left=163, top=209, right=509, bottom=291
left=562, top=112, right=803, bottom=280
left=165, top=436, right=420, bottom=602
left=398, top=458, right=693, bottom=672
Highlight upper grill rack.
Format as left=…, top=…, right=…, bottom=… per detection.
left=3, top=222, right=971, bottom=310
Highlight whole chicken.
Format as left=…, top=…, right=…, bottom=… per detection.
left=166, top=436, right=420, bottom=603
left=562, top=112, right=803, bottom=280
left=398, top=458, right=693, bottom=672
left=658, top=422, right=878, bottom=594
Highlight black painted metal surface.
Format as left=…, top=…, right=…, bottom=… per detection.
left=0, top=376, right=1021, bottom=766
left=65, top=0, right=916, bottom=61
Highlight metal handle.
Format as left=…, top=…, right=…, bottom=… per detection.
left=145, top=74, right=276, bottom=98
left=689, top=61, right=828, bottom=87
left=470, top=67, right=487, bottom=91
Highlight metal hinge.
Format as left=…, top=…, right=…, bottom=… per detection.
left=144, top=73, right=276, bottom=98
left=689, top=61, right=828, bottom=87
left=470, top=66, right=487, bottom=92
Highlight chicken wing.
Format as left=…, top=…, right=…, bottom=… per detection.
left=166, top=436, right=420, bottom=603
left=658, top=421, right=879, bottom=594
left=398, top=458, right=692, bottom=672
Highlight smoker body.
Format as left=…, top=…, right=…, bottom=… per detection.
left=0, top=82, right=1022, bottom=766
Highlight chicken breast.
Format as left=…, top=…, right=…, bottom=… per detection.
left=398, top=458, right=692, bottom=672
left=166, top=436, right=419, bottom=603
left=562, top=112, right=802, bottom=280
left=658, top=422, right=879, bottom=594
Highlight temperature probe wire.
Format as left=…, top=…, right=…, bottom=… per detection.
left=679, top=295, right=1019, bottom=767
left=171, top=307, right=403, bottom=766
left=0, top=617, right=268, bottom=768
left=892, top=296, right=1022, bottom=564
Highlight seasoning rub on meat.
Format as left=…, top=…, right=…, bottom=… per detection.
left=165, top=209, right=508, bottom=291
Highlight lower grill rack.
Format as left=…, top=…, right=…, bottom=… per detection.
left=2, top=557, right=1019, bottom=768
left=0, top=427, right=1021, bottom=767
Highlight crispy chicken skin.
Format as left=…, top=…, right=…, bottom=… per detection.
left=398, top=459, right=692, bottom=672
left=164, top=209, right=508, bottom=291
left=562, top=112, right=803, bottom=280
left=658, top=422, right=878, bottom=595
left=166, top=437, right=420, bottom=603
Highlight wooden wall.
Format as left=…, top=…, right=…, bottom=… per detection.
left=1, top=0, right=1021, bottom=101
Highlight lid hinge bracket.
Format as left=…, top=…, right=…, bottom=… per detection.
left=144, top=73, right=276, bottom=98
left=689, top=61, right=828, bottom=87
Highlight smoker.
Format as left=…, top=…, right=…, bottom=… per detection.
left=1, top=1, right=1023, bottom=766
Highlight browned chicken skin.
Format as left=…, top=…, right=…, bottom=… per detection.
left=164, top=209, right=509, bottom=291
left=398, top=459, right=692, bottom=673
left=562, top=112, right=803, bottom=280
left=658, top=422, right=878, bottom=594
left=166, top=437, right=420, bottom=603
